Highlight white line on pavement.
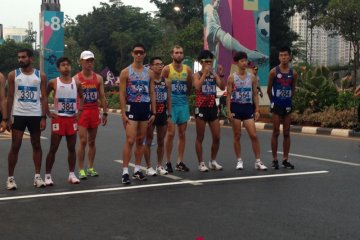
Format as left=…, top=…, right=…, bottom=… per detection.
left=0, top=170, right=328, bottom=201
left=273, top=151, right=360, bottom=166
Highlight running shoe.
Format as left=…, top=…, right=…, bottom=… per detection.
left=68, top=175, right=80, bottom=184
left=33, top=176, right=46, bottom=188
left=45, top=175, right=54, bottom=186
left=209, top=161, right=223, bottom=170
left=198, top=162, right=209, bottom=172
left=132, top=171, right=147, bottom=181
left=255, top=161, right=268, bottom=171
left=146, top=167, right=157, bottom=176
left=165, top=162, right=174, bottom=173
left=79, top=169, right=87, bottom=179
left=176, top=162, right=190, bottom=172
left=236, top=160, right=244, bottom=170
left=156, top=166, right=168, bottom=175
left=282, top=160, right=295, bottom=169
left=6, top=177, right=17, bottom=190
left=122, top=173, right=131, bottom=185
left=86, top=168, right=99, bottom=177
left=272, top=160, right=279, bottom=169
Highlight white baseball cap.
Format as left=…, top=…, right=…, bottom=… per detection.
left=80, top=50, right=95, bottom=60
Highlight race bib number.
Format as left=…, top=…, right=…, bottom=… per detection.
left=276, top=89, right=291, bottom=98
left=156, top=91, right=167, bottom=102
left=18, top=86, right=37, bottom=103
left=58, top=98, right=76, bottom=114
left=202, top=84, right=216, bottom=95
left=234, top=87, right=252, bottom=103
left=171, top=81, right=187, bottom=94
left=83, top=88, right=98, bottom=103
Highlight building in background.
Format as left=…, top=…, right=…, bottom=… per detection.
left=3, top=26, right=27, bottom=43
left=290, top=12, right=352, bottom=66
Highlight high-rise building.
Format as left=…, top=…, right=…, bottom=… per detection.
left=290, top=12, right=352, bottom=66
left=3, top=26, right=27, bottom=43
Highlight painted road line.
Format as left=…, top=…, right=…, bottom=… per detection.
left=274, top=151, right=360, bottom=167
left=0, top=170, right=328, bottom=201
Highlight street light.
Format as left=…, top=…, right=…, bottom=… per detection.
left=173, top=5, right=181, bottom=12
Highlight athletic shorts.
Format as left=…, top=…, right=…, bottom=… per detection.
left=270, top=103, right=292, bottom=117
left=12, top=116, right=41, bottom=133
left=51, top=116, right=77, bottom=136
left=154, top=112, right=168, bottom=126
left=78, top=108, right=100, bottom=128
left=126, top=102, right=151, bottom=121
left=0, top=112, right=2, bottom=122
left=230, top=102, right=254, bottom=121
left=171, top=104, right=190, bottom=125
left=195, top=106, right=218, bottom=122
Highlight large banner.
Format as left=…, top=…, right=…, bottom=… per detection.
left=203, top=0, right=269, bottom=87
left=40, top=11, right=64, bottom=80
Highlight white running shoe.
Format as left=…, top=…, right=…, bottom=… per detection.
left=6, top=177, right=17, bottom=190
left=198, top=162, right=209, bottom=172
left=68, top=175, right=80, bottom=184
left=255, top=161, right=268, bottom=171
left=209, top=161, right=223, bottom=170
left=146, top=167, right=157, bottom=176
left=33, top=176, right=46, bottom=188
left=156, top=166, right=168, bottom=175
left=236, top=160, right=244, bottom=170
left=45, top=175, right=54, bottom=186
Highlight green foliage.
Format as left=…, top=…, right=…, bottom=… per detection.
left=106, top=91, right=120, bottom=109
left=335, top=91, right=359, bottom=111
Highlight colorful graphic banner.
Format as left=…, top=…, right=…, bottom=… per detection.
left=203, top=0, right=270, bottom=86
left=40, top=11, right=64, bottom=80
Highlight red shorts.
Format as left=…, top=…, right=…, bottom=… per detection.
left=78, top=108, right=100, bottom=128
left=51, top=116, right=77, bottom=136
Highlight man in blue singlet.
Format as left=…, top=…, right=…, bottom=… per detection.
left=119, top=43, right=156, bottom=184
left=267, top=46, right=298, bottom=169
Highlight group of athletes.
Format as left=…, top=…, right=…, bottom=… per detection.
left=0, top=44, right=297, bottom=189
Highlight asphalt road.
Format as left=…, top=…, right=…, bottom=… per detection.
left=0, top=113, right=359, bottom=240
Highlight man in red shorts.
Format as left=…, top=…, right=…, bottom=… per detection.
left=44, top=57, right=84, bottom=185
left=74, top=51, right=108, bottom=179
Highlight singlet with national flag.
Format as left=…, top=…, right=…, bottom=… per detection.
left=54, top=78, right=78, bottom=117
left=126, top=65, right=150, bottom=103
left=231, top=72, right=253, bottom=104
left=154, top=77, right=167, bottom=113
left=169, top=64, right=188, bottom=106
left=78, top=72, right=99, bottom=109
left=272, top=66, right=294, bottom=107
left=195, top=71, right=217, bottom=108
left=12, top=68, right=42, bottom=116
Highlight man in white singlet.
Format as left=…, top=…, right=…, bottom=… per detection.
left=6, top=48, right=48, bottom=190
left=44, top=57, right=84, bottom=186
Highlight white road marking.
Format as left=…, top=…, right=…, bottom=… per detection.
left=273, top=151, right=360, bottom=166
left=0, top=171, right=328, bottom=201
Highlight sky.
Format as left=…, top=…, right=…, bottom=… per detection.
left=0, top=0, right=158, bottom=30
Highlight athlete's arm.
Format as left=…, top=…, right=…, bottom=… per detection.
left=148, top=70, right=156, bottom=125
left=251, top=74, right=260, bottom=121
left=162, top=66, right=171, bottom=117
left=214, top=72, right=225, bottom=90
left=292, top=71, right=298, bottom=98
left=226, top=75, right=234, bottom=120
left=6, top=71, right=15, bottom=130
left=46, top=79, right=56, bottom=118
left=267, top=68, right=276, bottom=102
left=119, top=68, right=129, bottom=127
left=97, top=74, right=108, bottom=114
left=76, top=79, right=84, bottom=111
left=186, top=66, right=193, bottom=95
left=193, top=72, right=203, bottom=90
left=39, top=72, right=48, bottom=130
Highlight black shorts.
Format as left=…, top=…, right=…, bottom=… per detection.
left=270, top=103, right=292, bottom=117
left=154, top=112, right=168, bottom=126
left=126, top=102, right=151, bottom=121
left=0, top=111, right=2, bottom=122
left=195, top=106, right=218, bottom=122
left=12, top=116, right=41, bottom=133
left=230, top=103, right=254, bottom=121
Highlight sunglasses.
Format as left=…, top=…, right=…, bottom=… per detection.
left=201, top=59, right=213, bottom=63
left=133, top=50, right=145, bottom=55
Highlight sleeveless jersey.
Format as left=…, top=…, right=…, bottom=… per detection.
left=54, top=78, right=78, bottom=117
left=126, top=65, right=150, bottom=103
left=78, top=72, right=99, bottom=109
left=12, top=68, right=42, bottom=116
left=195, top=71, right=216, bottom=108
left=272, top=66, right=293, bottom=107
left=169, top=64, right=189, bottom=106
left=154, top=77, right=167, bottom=113
left=231, top=72, right=253, bottom=104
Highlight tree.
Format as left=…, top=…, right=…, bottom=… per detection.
left=320, top=0, right=360, bottom=88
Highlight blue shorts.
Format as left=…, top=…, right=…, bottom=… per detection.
left=230, top=102, right=254, bottom=121
left=126, top=102, right=151, bottom=121
left=171, top=104, right=190, bottom=125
